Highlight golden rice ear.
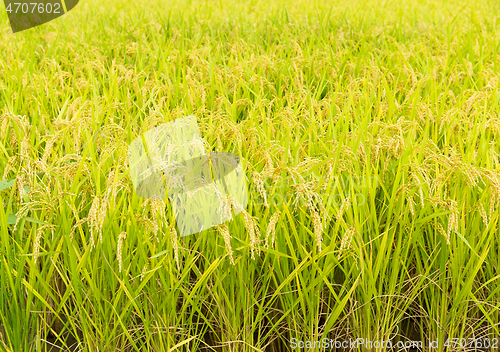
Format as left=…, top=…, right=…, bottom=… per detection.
left=338, top=226, right=356, bottom=260
left=337, top=196, right=351, bottom=219
left=42, top=136, right=58, bottom=166
left=140, top=263, right=148, bottom=282
left=230, top=195, right=260, bottom=259
left=436, top=222, right=450, bottom=246
left=478, top=202, right=489, bottom=227
left=446, top=200, right=458, bottom=242
left=265, top=210, right=281, bottom=249
left=149, top=198, right=167, bottom=242
left=88, top=195, right=100, bottom=250
left=117, top=231, right=127, bottom=273
left=216, top=223, right=234, bottom=265
left=252, top=172, right=268, bottom=208
left=170, top=227, right=180, bottom=269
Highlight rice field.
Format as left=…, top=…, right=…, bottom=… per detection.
left=1, top=0, right=500, bottom=351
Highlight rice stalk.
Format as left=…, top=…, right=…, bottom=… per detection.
left=265, top=210, right=281, bottom=249
left=117, top=231, right=127, bottom=273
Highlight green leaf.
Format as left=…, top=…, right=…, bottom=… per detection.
left=19, top=251, right=62, bottom=257
left=150, top=249, right=170, bottom=259
left=5, top=214, right=52, bottom=226
left=0, top=179, right=15, bottom=192
left=22, top=217, right=52, bottom=226
left=7, top=214, right=17, bottom=225
left=454, top=230, right=483, bottom=262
